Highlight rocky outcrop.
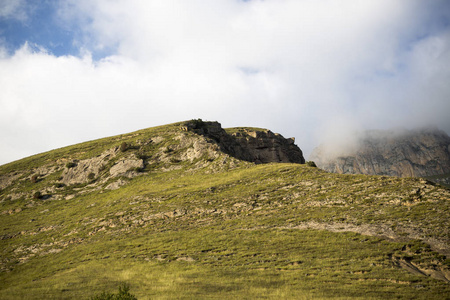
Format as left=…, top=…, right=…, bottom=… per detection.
left=61, top=148, right=117, bottom=185
left=183, top=120, right=305, bottom=164
left=60, top=148, right=145, bottom=186
left=310, top=127, right=450, bottom=178
left=0, top=120, right=304, bottom=203
left=109, top=155, right=144, bottom=178
left=225, top=129, right=304, bottom=164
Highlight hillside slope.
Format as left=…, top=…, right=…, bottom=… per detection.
left=0, top=121, right=449, bottom=299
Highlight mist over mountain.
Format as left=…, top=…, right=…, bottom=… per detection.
left=310, top=127, right=450, bottom=183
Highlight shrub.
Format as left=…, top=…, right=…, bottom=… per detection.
left=31, top=174, right=39, bottom=183
left=88, top=173, right=96, bottom=180
left=90, top=284, right=137, bottom=300
left=129, top=167, right=143, bottom=173
left=306, top=161, right=317, bottom=167
left=66, top=162, right=76, bottom=169
left=191, top=118, right=205, bottom=129
left=136, top=151, right=147, bottom=160
left=163, top=147, right=173, bottom=154
left=33, top=191, right=41, bottom=199
left=120, top=142, right=129, bottom=152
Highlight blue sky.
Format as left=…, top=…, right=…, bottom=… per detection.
left=1, top=1, right=73, bottom=55
left=0, top=0, right=115, bottom=58
left=1, top=0, right=450, bottom=165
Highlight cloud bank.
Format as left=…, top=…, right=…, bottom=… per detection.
left=1, top=0, right=450, bottom=165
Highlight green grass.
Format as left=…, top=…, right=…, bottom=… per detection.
left=224, top=127, right=268, bottom=134
left=2, top=227, right=448, bottom=299
left=0, top=121, right=184, bottom=175
left=0, top=122, right=449, bottom=299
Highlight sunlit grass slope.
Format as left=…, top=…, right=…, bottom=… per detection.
left=0, top=121, right=449, bottom=299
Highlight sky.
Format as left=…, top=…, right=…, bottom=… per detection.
left=1, top=0, right=450, bottom=165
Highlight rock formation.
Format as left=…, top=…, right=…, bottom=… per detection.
left=61, top=148, right=118, bottom=185
left=0, top=120, right=305, bottom=200
left=310, top=127, right=450, bottom=179
left=183, top=120, right=305, bottom=164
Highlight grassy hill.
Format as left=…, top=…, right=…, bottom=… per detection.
left=0, top=121, right=449, bottom=299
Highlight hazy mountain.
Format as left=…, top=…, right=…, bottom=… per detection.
left=310, top=128, right=450, bottom=185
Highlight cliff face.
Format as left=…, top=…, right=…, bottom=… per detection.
left=310, top=128, right=450, bottom=178
left=183, top=120, right=305, bottom=164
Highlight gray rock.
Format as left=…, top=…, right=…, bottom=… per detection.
left=310, top=127, right=450, bottom=178
left=109, top=155, right=144, bottom=177
left=105, top=179, right=127, bottom=190
left=61, top=148, right=117, bottom=185
left=182, top=121, right=305, bottom=164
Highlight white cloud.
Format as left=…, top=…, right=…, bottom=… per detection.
left=0, top=0, right=29, bottom=21
left=1, top=0, right=450, bottom=165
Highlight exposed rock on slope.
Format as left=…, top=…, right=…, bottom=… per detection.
left=310, top=128, right=450, bottom=178
left=61, top=148, right=118, bottom=185
left=0, top=120, right=304, bottom=201
left=109, top=155, right=144, bottom=178
left=182, top=120, right=305, bottom=164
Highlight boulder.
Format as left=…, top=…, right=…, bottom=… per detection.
left=109, top=155, right=144, bottom=177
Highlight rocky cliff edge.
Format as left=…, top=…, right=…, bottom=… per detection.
left=182, top=120, right=305, bottom=164
left=310, top=127, right=450, bottom=180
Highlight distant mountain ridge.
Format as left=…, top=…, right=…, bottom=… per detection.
left=310, top=127, right=450, bottom=182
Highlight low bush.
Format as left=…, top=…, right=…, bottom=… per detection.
left=66, top=162, right=76, bottom=169
left=90, top=284, right=137, bottom=300
left=132, top=167, right=144, bottom=173
left=30, top=174, right=39, bottom=183
left=163, top=147, right=173, bottom=154
left=136, top=151, right=147, bottom=160
left=33, top=191, right=41, bottom=199
left=120, top=142, right=129, bottom=152
left=170, top=158, right=181, bottom=164
left=306, top=161, right=317, bottom=167
left=191, top=118, right=205, bottom=129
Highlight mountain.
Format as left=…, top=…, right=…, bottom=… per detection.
left=0, top=120, right=449, bottom=299
left=310, top=128, right=450, bottom=185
